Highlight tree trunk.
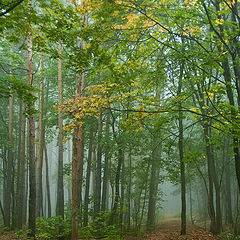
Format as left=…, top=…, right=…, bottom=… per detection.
left=203, top=126, right=218, bottom=234
left=109, top=148, right=124, bottom=224
left=101, top=113, right=110, bottom=212
left=189, top=182, right=193, bottom=224
left=17, top=104, right=26, bottom=228
left=27, top=21, right=36, bottom=238
left=179, top=111, right=186, bottom=235
left=94, top=113, right=103, bottom=218
left=225, top=156, right=233, bottom=224
left=147, top=143, right=161, bottom=231
left=83, top=129, right=94, bottom=227
left=44, top=145, right=51, bottom=218
left=177, top=61, right=186, bottom=235
left=36, top=53, right=44, bottom=218
left=56, top=39, right=64, bottom=220
left=120, top=155, right=125, bottom=227
left=4, top=88, right=14, bottom=229
left=72, top=13, right=88, bottom=239
left=125, top=151, right=132, bottom=230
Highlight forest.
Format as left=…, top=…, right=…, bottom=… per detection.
left=0, top=0, right=240, bottom=239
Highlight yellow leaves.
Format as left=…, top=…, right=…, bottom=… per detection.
left=189, top=107, right=200, bottom=113
left=113, top=11, right=155, bottom=30
left=182, top=25, right=202, bottom=36
left=183, top=0, right=196, bottom=6
left=215, top=18, right=224, bottom=25
left=74, top=0, right=103, bottom=15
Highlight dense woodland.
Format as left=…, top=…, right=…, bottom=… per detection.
left=0, top=0, right=240, bottom=239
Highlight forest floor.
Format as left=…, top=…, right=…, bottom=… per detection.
left=126, top=218, right=220, bottom=240
left=0, top=218, right=221, bottom=240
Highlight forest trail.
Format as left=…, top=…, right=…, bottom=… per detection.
left=126, top=218, right=220, bottom=240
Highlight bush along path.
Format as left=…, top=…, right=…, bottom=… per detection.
left=126, top=218, right=220, bottom=240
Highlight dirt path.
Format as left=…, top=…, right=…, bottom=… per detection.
left=127, top=218, right=220, bottom=240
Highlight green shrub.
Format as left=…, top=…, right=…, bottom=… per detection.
left=36, top=216, right=71, bottom=239
left=218, top=230, right=240, bottom=240
left=78, top=211, right=123, bottom=240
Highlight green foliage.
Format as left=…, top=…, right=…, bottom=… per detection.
left=36, top=216, right=71, bottom=239
left=218, top=230, right=240, bottom=240
left=79, top=212, right=123, bottom=240
left=16, top=216, right=71, bottom=240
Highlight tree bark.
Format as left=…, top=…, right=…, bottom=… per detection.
left=44, top=145, right=51, bottom=218
left=72, top=13, right=88, bottom=239
left=27, top=21, right=36, bottom=238
left=56, top=39, right=64, bottom=220
left=109, top=148, right=124, bottom=224
left=147, top=142, right=161, bottom=231
left=17, top=104, right=26, bottom=228
left=83, top=129, right=94, bottom=226
left=101, top=113, right=110, bottom=212
left=36, top=52, right=44, bottom=218
left=4, top=87, right=14, bottom=229
left=94, top=113, right=103, bottom=218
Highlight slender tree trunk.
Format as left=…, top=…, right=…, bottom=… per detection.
left=177, top=61, right=186, bottom=235
left=109, top=148, right=124, bottom=224
left=147, top=143, right=161, bottom=231
left=56, top=39, right=64, bottom=220
left=44, top=75, right=51, bottom=218
left=126, top=151, right=132, bottom=230
left=17, top=104, right=26, bottom=228
left=72, top=13, right=88, bottom=240
left=0, top=199, right=5, bottom=224
left=203, top=126, right=218, bottom=234
left=83, top=129, right=94, bottom=227
left=189, top=182, right=193, bottom=224
left=44, top=145, right=51, bottom=218
left=225, top=158, right=233, bottom=224
left=4, top=88, right=14, bottom=229
left=36, top=53, right=44, bottom=218
left=27, top=21, right=36, bottom=238
left=120, top=155, right=125, bottom=227
left=179, top=111, right=186, bottom=235
left=101, top=113, right=110, bottom=212
left=94, top=113, right=103, bottom=218
left=68, top=141, right=71, bottom=202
